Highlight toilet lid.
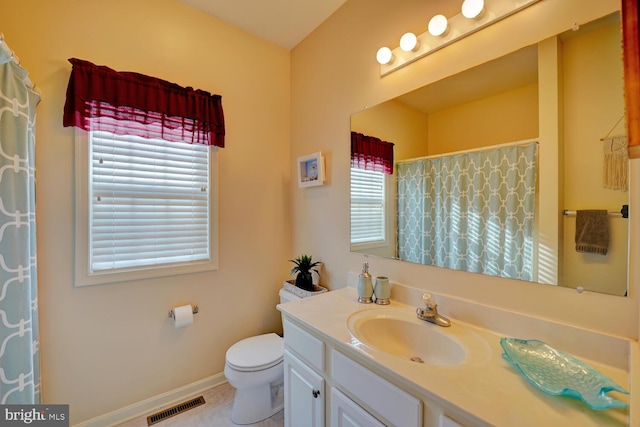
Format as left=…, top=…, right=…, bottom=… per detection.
left=226, top=333, right=284, bottom=372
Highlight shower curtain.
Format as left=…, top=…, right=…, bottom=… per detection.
left=397, top=142, right=538, bottom=281
left=0, top=47, right=41, bottom=403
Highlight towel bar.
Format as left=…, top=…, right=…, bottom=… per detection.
left=563, top=204, right=628, bottom=219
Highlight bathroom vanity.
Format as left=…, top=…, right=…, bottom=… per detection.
left=277, top=285, right=635, bottom=427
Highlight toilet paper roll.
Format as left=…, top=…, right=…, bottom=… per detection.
left=172, top=305, right=194, bottom=328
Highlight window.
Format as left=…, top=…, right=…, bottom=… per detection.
left=349, top=131, right=394, bottom=250
left=75, top=128, right=218, bottom=286
left=350, top=167, right=386, bottom=246
left=64, top=58, right=224, bottom=286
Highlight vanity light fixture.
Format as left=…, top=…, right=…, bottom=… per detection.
left=377, top=0, right=540, bottom=76
left=376, top=46, right=394, bottom=65
left=461, top=0, right=485, bottom=19
left=428, top=15, right=449, bottom=37
left=399, top=32, right=419, bottom=52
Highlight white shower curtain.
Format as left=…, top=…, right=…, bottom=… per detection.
left=0, top=45, right=41, bottom=403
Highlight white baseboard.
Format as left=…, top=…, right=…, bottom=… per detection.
left=73, top=373, right=227, bottom=427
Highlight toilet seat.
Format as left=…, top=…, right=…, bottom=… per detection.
left=225, top=333, right=284, bottom=372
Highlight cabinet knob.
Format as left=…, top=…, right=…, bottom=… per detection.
left=312, top=389, right=320, bottom=398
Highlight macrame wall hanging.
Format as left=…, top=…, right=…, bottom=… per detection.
left=601, top=115, right=628, bottom=191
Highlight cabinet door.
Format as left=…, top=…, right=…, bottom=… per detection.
left=331, top=387, right=386, bottom=427
left=284, top=349, right=324, bottom=427
left=332, top=350, right=421, bottom=427
left=440, top=414, right=465, bottom=427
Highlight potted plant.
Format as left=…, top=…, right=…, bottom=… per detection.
left=285, top=254, right=328, bottom=298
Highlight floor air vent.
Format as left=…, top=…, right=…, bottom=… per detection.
left=146, top=395, right=206, bottom=425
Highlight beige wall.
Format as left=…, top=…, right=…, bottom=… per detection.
left=428, top=83, right=538, bottom=154
left=351, top=82, right=538, bottom=159
left=291, top=0, right=638, bottom=340
left=0, top=0, right=290, bottom=423
left=351, top=100, right=429, bottom=161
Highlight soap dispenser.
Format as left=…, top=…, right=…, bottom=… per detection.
left=357, top=262, right=374, bottom=303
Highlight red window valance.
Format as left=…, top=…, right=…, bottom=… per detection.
left=351, top=132, right=394, bottom=174
left=63, top=58, right=225, bottom=147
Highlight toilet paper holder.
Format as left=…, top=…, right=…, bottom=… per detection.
left=168, top=305, right=199, bottom=319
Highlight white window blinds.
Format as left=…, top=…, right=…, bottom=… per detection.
left=89, top=130, right=210, bottom=272
left=350, top=167, right=385, bottom=244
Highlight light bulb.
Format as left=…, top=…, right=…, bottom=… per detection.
left=399, top=32, right=418, bottom=52
left=461, top=0, right=485, bottom=19
left=428, top=14, right=449, bottom=37
left=376, top=47, right=393, bottom=65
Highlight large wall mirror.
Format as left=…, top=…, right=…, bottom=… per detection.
left=351, top=10, right=630, bottom=297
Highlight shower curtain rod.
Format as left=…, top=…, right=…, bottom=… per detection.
left=0, top=33, right=35, bottom=89
left=395, top=138, right=539, bottom=164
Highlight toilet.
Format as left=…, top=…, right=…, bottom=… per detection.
left=224, top=288, right=301, bottom=424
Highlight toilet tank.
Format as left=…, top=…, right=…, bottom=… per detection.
left=279, top=288, right=301, bottom=304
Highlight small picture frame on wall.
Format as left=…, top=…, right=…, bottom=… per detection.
left=297, top=151, right=325, bottom=188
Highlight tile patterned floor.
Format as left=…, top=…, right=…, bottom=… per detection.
left=115, top=382, right=284, bottom=427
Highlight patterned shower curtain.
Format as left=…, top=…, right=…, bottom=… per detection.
left=0, top=48, right=41, bottom=403
left=397, top=142, right=538, bottom=281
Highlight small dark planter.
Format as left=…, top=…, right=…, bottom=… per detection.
left=295, top=272, right=314, bottom=290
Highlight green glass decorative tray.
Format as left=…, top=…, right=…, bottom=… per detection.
left=500, top=338, right=629, bottom=410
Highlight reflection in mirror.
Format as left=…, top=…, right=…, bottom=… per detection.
left=350, top=12, right=629, bottom=297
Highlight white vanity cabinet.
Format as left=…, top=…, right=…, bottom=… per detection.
left=282, top=319, right=326, bottom=427
left=331, top=349, right=422, bottom=426
left=283, top=349, right=324, bottom=427
left=440, top=415, right=466, bottom=427
left=279, top=287, right=631, bottom=427
left=330, top=387, right=386, bottom=427
left=283, top=317, right=444, bottom=427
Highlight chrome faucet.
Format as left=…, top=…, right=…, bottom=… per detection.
left=416, top=293, right=451, bottom=327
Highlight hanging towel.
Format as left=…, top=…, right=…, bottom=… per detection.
left=575, top=210, right=609, bottom=255
left=603, top=136, right=628, bottom=191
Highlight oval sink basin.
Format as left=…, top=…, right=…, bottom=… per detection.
left=347, top=307, right=487, bottom=366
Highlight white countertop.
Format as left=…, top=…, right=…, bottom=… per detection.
left=278, top=287, right=632, bottom=427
